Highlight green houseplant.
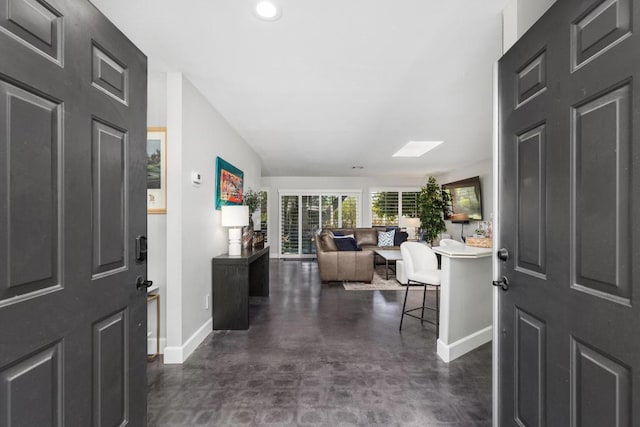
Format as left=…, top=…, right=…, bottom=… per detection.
left=241, top=189, right=261, bottom=248
left=242, top=189, right=261, bottom=220
left=418, top=176, right=449, bottom=245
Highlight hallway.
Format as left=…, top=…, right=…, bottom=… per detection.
left=147, top=260, right=492, bottom=426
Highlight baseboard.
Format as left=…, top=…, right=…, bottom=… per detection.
left=147, top=337, right=167, bottom=355
left=437, top=325, right=492, bottom=363
left=163, top=318, right=212, bottom=364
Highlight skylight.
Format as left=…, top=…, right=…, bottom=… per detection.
left=392, top=140, right=444, bottom=157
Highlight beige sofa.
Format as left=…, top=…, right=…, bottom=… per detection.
left=314, top=228, right=404, bottom=283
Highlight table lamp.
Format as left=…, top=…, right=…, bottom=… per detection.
left=221, top=205, right=249, bottom=256
left=401, top=216, right=421, bottom=240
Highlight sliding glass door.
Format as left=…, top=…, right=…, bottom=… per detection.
left=279, top=191, right=361, bottom=257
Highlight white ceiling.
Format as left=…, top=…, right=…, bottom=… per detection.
left=91, top=0, right=509, bottom=178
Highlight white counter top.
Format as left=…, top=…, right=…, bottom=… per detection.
left=432, top=245, right=493, bottom=258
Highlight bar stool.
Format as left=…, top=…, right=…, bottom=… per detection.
left=399, top=242, right=442, bottom=337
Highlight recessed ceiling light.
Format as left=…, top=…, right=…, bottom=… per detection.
left=392, top=140, right=444, bottom=157
left=351, top=166, right=364, bottom=169
left=255, top=1, right=282, bottom=21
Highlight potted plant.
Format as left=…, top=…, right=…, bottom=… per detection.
left=242, top=189, right=261, bottom=248
left=418, top=176, right=450, bottom=245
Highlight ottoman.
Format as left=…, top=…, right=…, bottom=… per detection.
left=396, top=259, right=408, bottom=285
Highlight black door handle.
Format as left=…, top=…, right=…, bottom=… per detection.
left=492, top=276, right=509, bottom=291
left=136, top=276, right=153, bottom=290
left=497, top=248, right=509, bottom=261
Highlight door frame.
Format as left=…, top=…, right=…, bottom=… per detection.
left=491, top=61, right=501, bottom=427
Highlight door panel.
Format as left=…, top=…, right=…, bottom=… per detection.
left=571, top=337, right=630, bottom=427
left=571, top=84, right=631, bottom=303
left=516, top=124, right=547, bottom=277
left=515, top=308, right=546, bottom=427
left=499, top=0, right=640, bottom=425
left=0, top=80, right=61, bottom=298
left=571, top=0, right=631, bottom=71
left=0, top=0, right=63, bottom=64
left=93, top=310, right=128, bottom=427
left=0, top=0, right=147, bottom=425
left=0, top=343, right=63, bottom=427
left=91, top=42, right=129, bottom=105
left=91, top=119, right=127, bottom=278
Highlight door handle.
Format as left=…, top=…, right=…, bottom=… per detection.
left=492, top=276, right=509, bottom=291
left=136, top=236, right=147, bottom=262
left=136, top=276, right=153, bottom=290
left=497, top=248, right=509, bottom=261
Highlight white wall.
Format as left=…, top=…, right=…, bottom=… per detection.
left=261, top=175, right=427, bottom=257
left=503, top=0, right=557, bottom=53
left=152, top=72, right=261, bottom=363
left=178, top=76, right=261, bottom=343
left=434, top=158, right=493, bottom=242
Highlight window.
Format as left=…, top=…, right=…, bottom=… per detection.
left=341, top=195, right=358, bottom=228
left=321, top=196, right=339, bottom=228
left=259, top=190, right=268, bottom=243
left=401, top=192, right=420, bottom=218
left=301, top=196, right=319, bottom=254
left=371, top=190, right=420, bottom=226
left=279, top=191, right=361, bottom=257
left=371, top=192, right=398, bottom=226
left=280, top=195, right=298, bottom=255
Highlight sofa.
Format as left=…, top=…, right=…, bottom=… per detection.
left=314, top=228, right=407, bottom=283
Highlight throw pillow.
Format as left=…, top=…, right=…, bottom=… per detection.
left=332, top=231, right=345, bottom=236
left=333, top=234, right=355, bottom=239
left=394, top=231, right=408, bottom=246
left=334, top=237, right=361, bottom=251
left=386, top=226, right=400, bottom=232
left=377, top=229, right=395, bottom=247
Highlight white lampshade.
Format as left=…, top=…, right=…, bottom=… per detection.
left=221, top=205, right=249, bottom=227
left=401, top=216, right=421, bottom=228
left=406, top=217, right=421, bottom=228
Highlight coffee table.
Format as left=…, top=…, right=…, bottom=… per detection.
left=373, top=249, right=403, bottom=280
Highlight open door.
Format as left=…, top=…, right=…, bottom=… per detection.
left=0, top=0, right=147, bottom=424
left=498, top=0, right=640, bottom=425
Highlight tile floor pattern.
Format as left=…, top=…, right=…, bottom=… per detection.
left=147, top=260, right=492, bottom=426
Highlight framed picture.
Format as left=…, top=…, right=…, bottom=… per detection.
left=147, top=127, right=167, bottom=214
left=215, top=157, right=243, bottom=210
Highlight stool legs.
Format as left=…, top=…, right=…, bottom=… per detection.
left=421, top=284, right=427, bottom=325
left=399, top=283, right=441, bottom=340
left=399, top=280, right=411, bottom=331
left=435, top=287, right=440, bottom=338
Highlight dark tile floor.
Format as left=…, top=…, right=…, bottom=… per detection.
left=147, top=260, right=492, bottom=426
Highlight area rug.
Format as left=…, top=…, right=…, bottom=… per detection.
left=342, top=269, right=437, bottom=291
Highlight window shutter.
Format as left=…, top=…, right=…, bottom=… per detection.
left=341, top=195, right=358, bottom=228
left=280, top=195, right=299, bottom=255
left=259, top=190, right=268, bottom=243
left=371, top=191, right=399, bottom=226
left=301, top=196, right=320, bottom=254
left=401, top=191, right=420, bottom=218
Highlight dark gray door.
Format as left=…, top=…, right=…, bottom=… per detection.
left=498, top=0, right=640, bottom=425
left=0, top=0, right=147, bottom=425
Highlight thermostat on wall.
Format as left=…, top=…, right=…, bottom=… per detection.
left=191, top=171, right=202, bottom=186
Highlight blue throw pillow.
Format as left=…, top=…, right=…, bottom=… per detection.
left=378, top=230, right=395, bottom=247
left=332, top=231, right=345, bottom=236
left=394, top=231, right=408, bottom=246
left=386, top=226, right=400, bottom=232
left=334, top=237, right=361, bottom=251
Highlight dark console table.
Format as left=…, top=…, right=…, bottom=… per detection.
left=212, top=246, right=270, bottom=330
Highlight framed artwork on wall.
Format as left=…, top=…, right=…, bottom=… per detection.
left=147, top=127, right=167, bottom=214
left=216, top=157, right=243, bottom=210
